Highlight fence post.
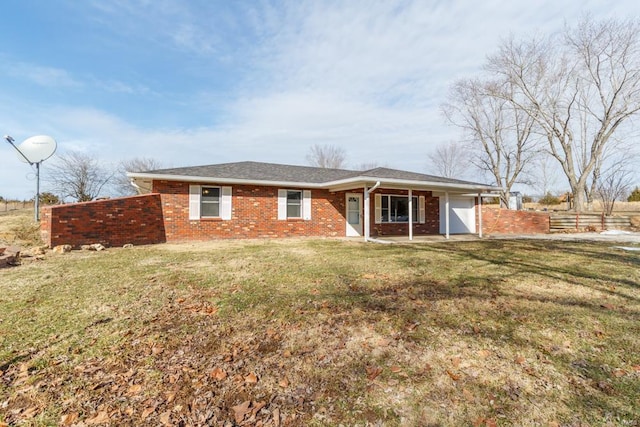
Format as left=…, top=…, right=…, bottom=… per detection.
left=601, top=212, right=605, bottom=230
left=576, top=213, right=579, bottom=230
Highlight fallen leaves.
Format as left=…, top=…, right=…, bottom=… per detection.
left=446, top=369, right=461, bottom=381
left=86, top=411, right=110, bottom=425
left=210, top=367, right=227, bottom=380
left=365, top=365, right=383, bottom=381
left=232, top=400, right=267, bottom=424
left=60, top=413, right=79, bottom=426
left=140, top=406, right=156, bottom=420
left=127, top=384, right=143, bottom=395
left=244, top=372, right=259, bottom=384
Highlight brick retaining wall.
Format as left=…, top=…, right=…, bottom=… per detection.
left=481, top=207, right=550, bottom=234
left=41, top=194, right=166, bottom=248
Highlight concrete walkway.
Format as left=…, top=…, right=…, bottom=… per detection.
left=361, top=231, right=640, bottom=245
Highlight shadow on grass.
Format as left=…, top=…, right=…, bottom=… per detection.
left=408, top=240, right=640, bottom=301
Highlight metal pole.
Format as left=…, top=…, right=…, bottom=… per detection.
left=35, top=162, right=40, bottom=222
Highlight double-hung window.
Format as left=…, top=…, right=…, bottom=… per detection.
left=201, top=187, right=220, bottom=217
left=286, top=190, right=302, bottom=218
left=278, top=189, right=312, bottom=220
left=189, top=185, right=232, bottom=220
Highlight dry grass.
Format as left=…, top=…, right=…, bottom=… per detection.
left=0, top=209, right=42, bottom=247
left=0, top=222, right=639, bottom=425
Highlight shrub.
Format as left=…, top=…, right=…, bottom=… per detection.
left=522, top=195, right=533, bottom=203
left=538, top=192, right=561, bottom=205
left=39, top=192, right=60, bottom=205
left=628, top=187, right=640, bottom=202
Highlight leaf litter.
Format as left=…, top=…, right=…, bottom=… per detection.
left=0, top=238, right=639, bottom=425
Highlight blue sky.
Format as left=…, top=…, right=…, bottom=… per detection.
left=1, top=0, right=639, bottom=200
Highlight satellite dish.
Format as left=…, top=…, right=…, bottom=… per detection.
left=16, top=135, right=57, bottom=163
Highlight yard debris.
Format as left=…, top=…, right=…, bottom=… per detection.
left=0, top=245, right=20, bottom=268
left=123, top=243, right=134, bottom=249
left=52, top=244, right=72, bottom=254
left=23, top=246, right=47, bottom=257
left=81, top=243, right=106, bottom=251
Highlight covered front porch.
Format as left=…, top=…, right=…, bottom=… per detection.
left=329, top=178, right=500, bottom=242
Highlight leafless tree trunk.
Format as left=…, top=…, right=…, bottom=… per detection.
left=426, top=142, right=470, bottom=179
left=443, top=78, right=539, bottom=207
left=532, top=155, right=560, bottom=197
left=487, top=17, right=640, bottom=212
left=45, top=152, right=113, bottom=202
left=114, top=157, right=163, bottom=196
left=306, top=144, right=347, bottom=169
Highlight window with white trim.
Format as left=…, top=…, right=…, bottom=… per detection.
left=278, top=189, right=312, bottom=220
left=189, top=185, right=233, bottom=220
left=201, top=187, right=220, bottom=217
left=286, top=190, right=302, bottom=218
left=380, top=195, right=418, bottom=223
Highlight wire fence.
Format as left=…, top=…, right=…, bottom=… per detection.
left=1, top=200, right=34, bottom=213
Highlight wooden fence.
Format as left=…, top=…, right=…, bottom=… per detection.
left=550, top=213, right=631, bottom=232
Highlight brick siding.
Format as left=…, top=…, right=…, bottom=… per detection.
left=39, top=183, right=551, bottom=247
left=480, top=206, right=550, bottom=234
left=40, top=194, right=166, bottom=248
left=370, top=189, right=439, bottom=236
left=154, top=181, right=347, bottom=240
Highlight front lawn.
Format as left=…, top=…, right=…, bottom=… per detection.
left=1, top=238, right=638, bottom=426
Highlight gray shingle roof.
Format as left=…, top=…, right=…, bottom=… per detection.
left=144, top=161, right=357, bottom=183
left=137, top=161, right=493, bottom=188
left=358, top=167, right=486, bottom=186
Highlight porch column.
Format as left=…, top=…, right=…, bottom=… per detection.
left=364, top=184, right=370, bottom=242
left=408, top=189, right=413, bottom=241
left=445, top=191, right=450, bottom=240
left=478, top=192, right=483, bottom=238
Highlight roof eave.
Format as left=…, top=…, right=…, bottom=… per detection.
left=127, top=172, right=503, bottom=193
left=324, top=176, right=502, bottom=192
left=127, top=172, right=326, bottom=189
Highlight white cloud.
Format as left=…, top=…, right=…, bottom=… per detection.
left=2, top=62, right=81, bottom=88
left=3, top=0, right=640, bottom=199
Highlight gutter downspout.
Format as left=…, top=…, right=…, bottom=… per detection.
left=478, top=192, right=483, bottom=238
left=408, top=188, right=413, bottom=241
left=445, top=191, right=450, bottom=240
left=364, top=181, right=381, bottom=242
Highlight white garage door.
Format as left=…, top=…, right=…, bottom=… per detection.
left=439, top=196, right=476, bottom=234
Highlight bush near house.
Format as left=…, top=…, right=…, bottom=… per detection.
left=538, top=192, right=562, bottom=205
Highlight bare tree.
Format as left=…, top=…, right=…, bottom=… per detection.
left=595, top=147, right=635, bottom=214
left=113, top=157, right=163, bottom=196
left=46, top=151, right=113, bottom=202
left=597, top=165, right=633, bottom=215
left=306, top=144, right=347, bottom=169
left=487, top=17, right=640, bottom=211
left=532, top=154, right=560, bottom=197
left=426, top=141, right=470, bottom=179
left=443, top=78, right=539, bottom=207
left=354, top=161, right=387, bottom=170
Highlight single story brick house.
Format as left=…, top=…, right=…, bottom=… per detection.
left=41, top=161, right=551, bottom=247
left=125, top=161, right=501, bottom=241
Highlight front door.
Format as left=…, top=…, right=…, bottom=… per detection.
left=346, top=193, right=363, bottom=236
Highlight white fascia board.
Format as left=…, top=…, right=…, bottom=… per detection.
left=126, top=172, right=325, bottom=189
left=127, top=172, right=502, bottom=193
left=325, top=176, right=501, bottom=193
